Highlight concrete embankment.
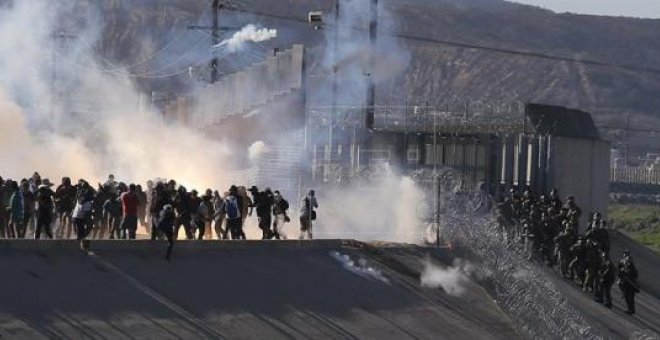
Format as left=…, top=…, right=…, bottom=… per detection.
left=0, top=240, right=519, bottom=339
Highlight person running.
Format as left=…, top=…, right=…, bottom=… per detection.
left=54, top=177, right=76, bottom=239
left=299, top=190, right=318, bottom=240
left=104, top=174, right=118, bottom=192
left=136, top=184, right=148, bottom=234
left=157, top=204, right=176, bottom=260
left=618, top=249, right=640, bottom=315
left=104, top=191, right=122, bottom=240
left=20, top=179, right=36, bottom=238
left=173, top=186, right=194, bottom=240
left=272, top=190, right=290, bottom=240
left=238, top=186, right=251, bottom=236
left=120, top=184, right=140, bottom=240
left=194, top=192, right=213, bottom=240
left=249, top=186, right=274, bottom=240
left=35, top=183, right=55, bottom=239
left=225, top=185, right=246, bottom=240
left=145, top=180, right=154, bottom=232
left=200, top=189, right=214, bottom=240
left=213, top=191, right=227, bottom=240
left=150, top=182, right=170, bottom=240
left=8, top=181, right=24, bottom=239
left=0, top=177, right=9, bottom=238
left=72, top=180, right=95, bottom=250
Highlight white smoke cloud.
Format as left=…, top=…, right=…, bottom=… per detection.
left=330, top=250, right=390, bottom=284
left=0, top=1, right=237, bottom=191
left=420, top=258, right=475, bottom=297
left=312, top=167, right=426, bottom=243
left=314, top=0, right=411, bottom=106
left=212, top=24, right=277, bottom=52
left=248, top=140, right=269, bottom=163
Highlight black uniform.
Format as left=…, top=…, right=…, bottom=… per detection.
left=35, top=187, right=55, bottom=239
left=252, top=190, right=274, bottom=239
left=596, top=258, right=615, bottom=308
left=157, top=206, right=176, bottom=260
left=104, top=195, right=122, bottom=239
left=173, top=191, right=194, bottom=240
left=618, top=253, right=639, bottom=314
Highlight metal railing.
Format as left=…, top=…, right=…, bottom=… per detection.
left=610, top=167, right=660, bottom=185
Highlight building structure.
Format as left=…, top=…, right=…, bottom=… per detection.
left=185, top=44, right=610, bottom=216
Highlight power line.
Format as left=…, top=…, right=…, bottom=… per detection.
left=187, top=0, right=242, bottom=83
left=223, top=7, right=660, bottom=77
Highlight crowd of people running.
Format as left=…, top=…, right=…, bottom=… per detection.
left=497, top=188, right=641, bottom=315
left=0, top=173, right=319, bottom=259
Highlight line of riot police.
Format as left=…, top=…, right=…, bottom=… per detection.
left=498, top=188, right=640, bottom=315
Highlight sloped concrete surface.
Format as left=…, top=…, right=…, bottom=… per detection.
left=0, top=240, right=518, bottom=339
left=2, top=234, right=658, bottom=339
left=547, top=231, right=660, bottom=339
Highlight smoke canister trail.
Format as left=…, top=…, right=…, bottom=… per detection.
left=212, top=25, right=278, bottom=52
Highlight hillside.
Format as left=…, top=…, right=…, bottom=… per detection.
left=36, top=0, right=660, bottom=145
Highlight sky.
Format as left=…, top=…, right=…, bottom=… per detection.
left=509, top=0, right=660, bottom=19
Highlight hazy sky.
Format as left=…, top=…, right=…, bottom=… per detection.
left=509, top=0, right=660, bottom=18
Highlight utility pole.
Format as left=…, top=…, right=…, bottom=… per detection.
left=624, top=112, right=632, bottom=167
left=50, top=31, right=77, bottom=124
left=187, top=0, right=238, bottom=84
left=211, top=0, right=220, bottom=83
left=434, top=105, right=440, bottom=247
left=364, top=0, right=378, bottom=130
left=327, top=0, right=340, bottom=182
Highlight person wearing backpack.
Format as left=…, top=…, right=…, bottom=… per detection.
left=249, top=186, right=274, bottom=240
left=72, top=180, right=95, bottom=250
left=225, top=185, right=245, bottom=240
left=272, top=190, right=289, bottom=240
left=299, top=190, right=318, bottom=240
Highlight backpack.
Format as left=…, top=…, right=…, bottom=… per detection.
left=281, top=199, right=289, bottom=212
left=226, top=196, right=241, bottom=219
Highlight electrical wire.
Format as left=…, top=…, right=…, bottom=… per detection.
left=63, top=31, right=212, bottom=79
left=222, top=7, right=660, bottom=77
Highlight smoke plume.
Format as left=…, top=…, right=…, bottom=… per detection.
left=248, top=141, right=269, bottom=163
left=312, top=167, right=426, bottom=243
left=0, top=1, right=237, bottom=191
left=212, top=25, right=277, bottom=52
left=420, top=258, right=475, bottom=297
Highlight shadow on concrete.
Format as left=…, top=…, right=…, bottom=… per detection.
left=0, top=240, right=519, bottom=339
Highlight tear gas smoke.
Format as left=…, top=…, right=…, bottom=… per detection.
left=0, top=94, right=97, bottom=181
left=248, top=141, right=269, bottom=163
left=0, top=1, right=238, bottom=191
left=315, top=0, right=411, bottom=106
left=420, top=258, right=475, bottom=297
left=330, top=250, right=390, bottom=284
left=212, top=25, right=277, bottom=52
left=313, top=168, right=426, bottom=244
